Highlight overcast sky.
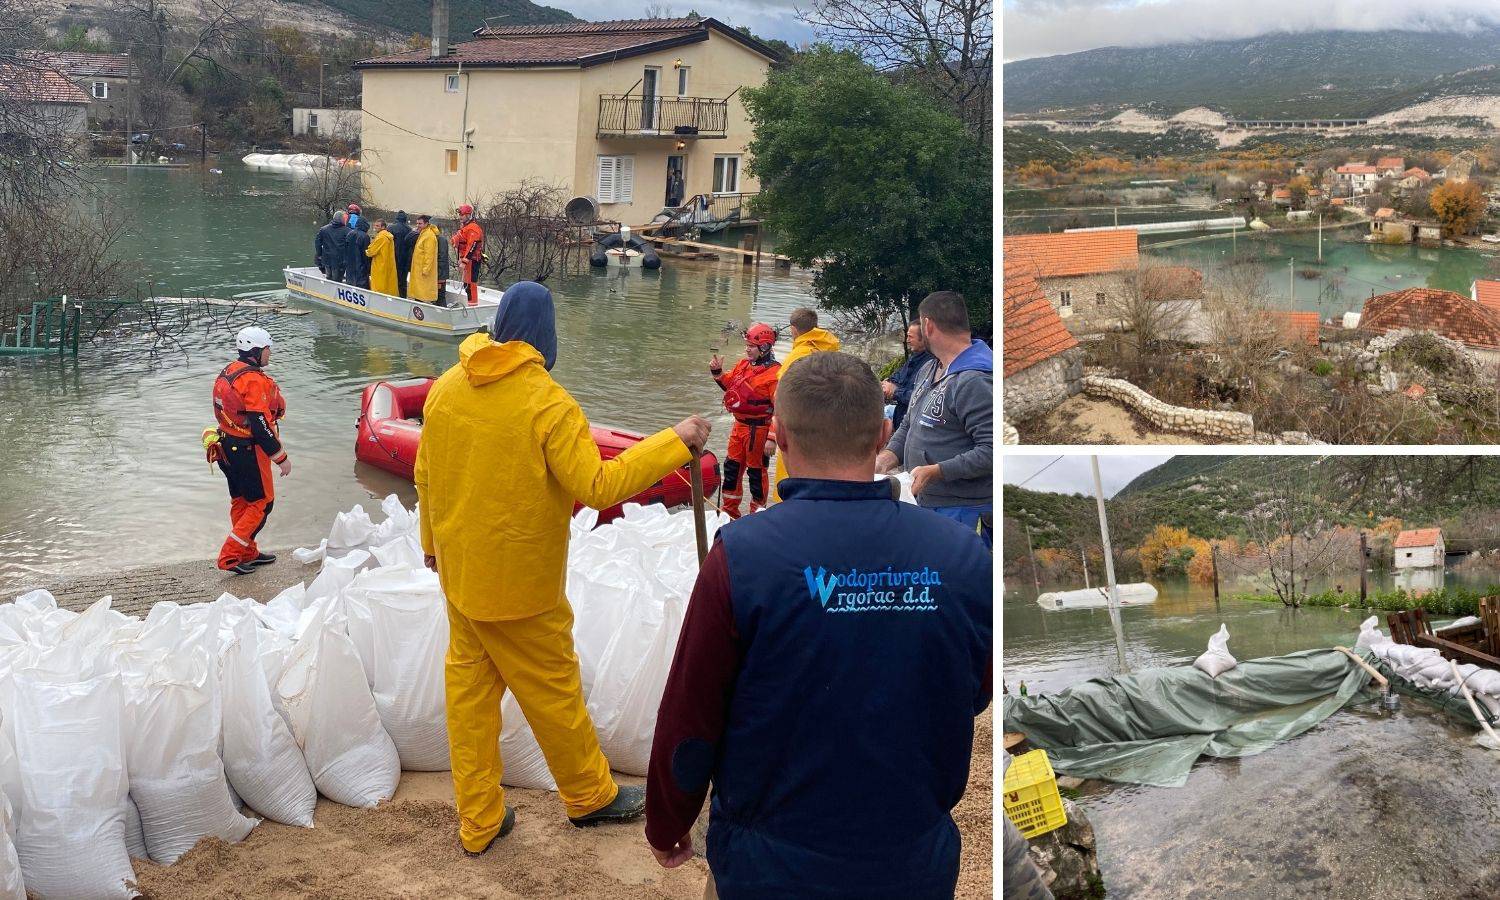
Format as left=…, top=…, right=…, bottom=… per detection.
left=557, top=0, right=813, bottom=44
left=1001, top=454, right=1174, bottom=499
left=1002, top=0, right=1500, bottom=61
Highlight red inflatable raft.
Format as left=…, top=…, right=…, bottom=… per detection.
left=355, top=378, right=720, bottom=523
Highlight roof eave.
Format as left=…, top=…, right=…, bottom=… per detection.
left=577, top=31, right=708, bottom=67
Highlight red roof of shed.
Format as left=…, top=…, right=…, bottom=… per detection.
left=1394, top=528, right=1441, bottom=548
left=1003, top=259, right=1078, bottom=377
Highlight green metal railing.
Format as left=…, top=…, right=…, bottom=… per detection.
left=0, top=298, right=83, bottom=355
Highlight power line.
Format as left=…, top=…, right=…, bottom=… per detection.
left=1009, top=455, right=1065, bottom=491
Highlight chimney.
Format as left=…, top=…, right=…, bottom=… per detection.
left=431, top=0, right=449, bottom=59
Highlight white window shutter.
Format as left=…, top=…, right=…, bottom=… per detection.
left=618, top=156, right=635, bottom=204
left=597, top=156, right=617, bottom=204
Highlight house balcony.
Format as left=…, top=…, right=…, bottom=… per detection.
left=597, top=95, right=729, bottom=140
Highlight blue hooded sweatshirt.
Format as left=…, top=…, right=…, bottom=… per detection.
left=492, top=281, right=559, bottom=370
left=886, top=339, right=993, bottom=508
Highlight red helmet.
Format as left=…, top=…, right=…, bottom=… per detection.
left=745, top=323, right=776, bottom=350
left=347, top=203, right=361, bottom=213
left=458, top=203, right=474, bottom=216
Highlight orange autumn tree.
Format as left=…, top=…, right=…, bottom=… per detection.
left=1431, top=179, right=1485, bottom=237
left=1138, top=525, right=1197, bottom=578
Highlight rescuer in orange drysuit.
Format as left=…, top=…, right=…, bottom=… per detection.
left=709, top=323, right=781, bottom=517
left=211, top=326, right=290, bottom=574
left=452, top=204, right=485, bottom=306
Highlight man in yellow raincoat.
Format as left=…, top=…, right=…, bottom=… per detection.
left=408, top=215, right=440, bottom=303
left=768, top=307, right=840, bottom=503
left=415, top=281, right=711, bottom=855
left=365, top=219, right=398, bottom=295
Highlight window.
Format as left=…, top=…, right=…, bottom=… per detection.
left=1096, top=291, right=1106, bottom=306
left=308, top=112, right=320, bottom=133
left=1059, top=290, right=1072, bottom=309
left=445, top=74, right=460, bottom=93
left=597, top=155, right=635, bottom=204
left=445, top=149, right=459, bottom=173
left=677, top=66, right=690, bottom=96
left=712, top=154, right=740, bottom=194
left=91, top=81, right=107, bottom=99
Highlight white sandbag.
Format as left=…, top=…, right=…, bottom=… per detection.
left=0, top=792, right=20, bottom=900
left=371, top=532, right=425, bottom=570
left=1448, top=616, right=1481, bottom=629
left=277, top=602, right=400, bottom=808
left=1193, top=624, right=1237, bottom=678
left=221, top=617, right=317, bottom=827
left=292, top=540, right=328, bottom=565
left=500, top=694, right=556, bottom=790
left=369, top=494, right=415, bottom=546
left=362, top=567, right=450, bottom=770
left=1354, top=616, right=1385, bottom=652
left=129, top=648, right=257, bottom=864
left=12, top=669, right=133, bottom=899
left=122, top=795, right=147, bottom=860
left=327, top=504, right=376, bottom=551
left=305, top=549, right=371, bottom=604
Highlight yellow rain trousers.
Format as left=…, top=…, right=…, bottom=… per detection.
left=366, top=229, right=398, bottom=295
left=768, top=327, right=841, bottom=503
left=415, top=333, right=692, bottom=851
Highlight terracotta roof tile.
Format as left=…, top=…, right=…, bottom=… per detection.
left=1360, top=287, right=1500, bottom=351
left=1374, top=207, right=1396, bottom=219
left=1378, top=156, right=1405, bottom=170
left=1404, top=167, right=1431, bottom=180
left=1394, top=528, right=1441, bottom=548
left=358, top=17, right=776, bottom=69
left=1266, top=310, right=1320, bottom=346
left=0, top=60, right=91, bottom=104
left=1272, top=188, right=1291, bottom=199
left=1003, top=259, right=1078, bottom=377
left=1474, top=279, right=1500, bottom=316
left=1338, top=164, right=1378, bottom=175
left=1001, top=230, right=1139, bottom=279
left=15, top=50, right=131, bottom=79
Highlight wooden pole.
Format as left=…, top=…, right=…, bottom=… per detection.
left=1334, top=646, right=1388, bottom=687
left=199, top=124, right=206, bottom=162
left=1024, top=523, right=1040, bottom=597
left=1360, top=531, right=1368, bottom=603
left=688, top=448, right=709, bottom=565
left=1211, top=544, right=1220, bottom=601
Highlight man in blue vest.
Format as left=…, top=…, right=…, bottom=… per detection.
left=645, top=351, right=992, bottom=899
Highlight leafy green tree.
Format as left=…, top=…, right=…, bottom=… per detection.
left=742, top=47, right=991, bottom=335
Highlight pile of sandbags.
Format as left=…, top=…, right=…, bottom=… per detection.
left=1359, top=616, right=1500, bottom=717
left=0, top=489, right=730, bottom=898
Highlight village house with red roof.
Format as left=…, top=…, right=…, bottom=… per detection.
left=1002, top=259, right=1083, bottom=422
left=0, top=58, right=91, bottom=142
left=1360, top=287, right=1500, bottom=359
left=352, top=18, right=780, bottom=222
left=1393, top=528, right=1444, bottom=570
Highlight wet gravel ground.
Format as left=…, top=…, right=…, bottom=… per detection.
left=1075, top=695, right=1500, bottom=898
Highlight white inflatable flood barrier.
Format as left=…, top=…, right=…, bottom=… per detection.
left=1036, top=583, right=1159, bottom=611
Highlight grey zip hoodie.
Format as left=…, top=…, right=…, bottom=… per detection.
left=885, top=338, right=993, bottom=508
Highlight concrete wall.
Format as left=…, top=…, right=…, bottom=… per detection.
left=1002, top=348, right=1084, bottom=422
left=72, top=74, right=128, bottom=126
left=1395, top=543, right=1442, bottom=569
left=293, top=108, right=361, bottom=139
left=361, top=31, right=770, bottom=224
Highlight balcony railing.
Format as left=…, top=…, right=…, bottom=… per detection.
left=597, top=95, right=729, bottom=139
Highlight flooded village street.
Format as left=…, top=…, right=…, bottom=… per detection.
left=0, top=163, right=824, bottom=589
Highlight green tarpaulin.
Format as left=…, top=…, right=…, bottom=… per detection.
left=1003, top=648, right=1374, bottom=787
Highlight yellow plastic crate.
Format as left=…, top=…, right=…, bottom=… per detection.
left=1003, top=749, right=1068, bottom=839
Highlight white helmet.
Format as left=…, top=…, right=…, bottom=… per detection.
left=235, top=326, right=273, bottom=352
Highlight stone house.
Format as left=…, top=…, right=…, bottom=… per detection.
left=1360, top=287, right=1500, bottom=362
left=1336, top=163, right=1380, bottom=195
left=1000, top=230, right=1139, bottom=333
left=1393, top=528, right=1444, bottom=570
left=1397, top=167, right=1432, bottom=192
left=1002, top=259, right=1083, bottom=422
left=1443, top=151, right=1479, bottom=183
left=1376, top=156, right=1405, bottom=178
left=15, top=50, right=131, bottom=128
left=0, top=59, right=90, bottom=147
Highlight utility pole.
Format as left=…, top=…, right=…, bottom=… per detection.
left=1359, top=531, right=1369, bottom=603
left=1211, top=544, right=1220, bottom=604
left=123, top=55, right=133, bottom=164
left=1318, top=213, right=1323, bottom=261
left=319, top=62, right=325, bottom=108
left=1080, top=544, right=1091, bottom=589
left=1091, top=456, right=1130, bottom=672
left=199, top=124, right=206, bottom=162
left=1024, top=523, right=1041, bottom=598
left=1289, top=257, right=1295, bottom=303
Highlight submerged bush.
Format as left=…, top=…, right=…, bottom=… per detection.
left=1236, top=584, right=1500, bottom=616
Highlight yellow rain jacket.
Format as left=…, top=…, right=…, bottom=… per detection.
left=415, top=333, right=692, bottom=621
left=365, top=229, right=397, bottom=295
left=409, top=225, right=440, bottom=302
left=769, top=327, right=841, bottom=502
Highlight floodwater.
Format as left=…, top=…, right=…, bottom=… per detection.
left=1149, top=228, right=1493, bottom=318
left=0, top=162, right=825, bottom=588
left=1005, top=576, right=1500, bottom=897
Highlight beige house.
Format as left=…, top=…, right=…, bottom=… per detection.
left=16, top=50, right=131, bottom=128
left=353, top=18, right=778, bottom=224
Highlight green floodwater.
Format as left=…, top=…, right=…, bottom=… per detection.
left=0, top=162, right=826, bottom=588
left=1148, top=228, right=1496, bottom=317
left=1002, top=569, right=1495, bottom=695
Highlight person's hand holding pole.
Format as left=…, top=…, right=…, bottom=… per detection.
left=673, top=415, right=711, bottom=454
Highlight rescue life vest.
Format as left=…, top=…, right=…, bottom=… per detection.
left=721, top=359, right=780, bottom=424
left=213, top=361, right=285, bottom=437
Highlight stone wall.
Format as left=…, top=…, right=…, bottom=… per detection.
left=1004, top=348, right=1084, bottom=422
left=1002, top=421, right=1020, bottom=445
left=1082, top=374, right=1255, bottom=441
